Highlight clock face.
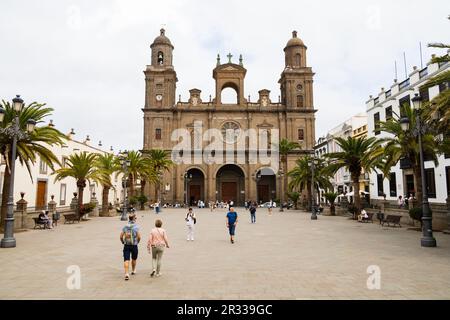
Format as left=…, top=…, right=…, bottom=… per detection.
left=156, top=94, right=163, bottom=101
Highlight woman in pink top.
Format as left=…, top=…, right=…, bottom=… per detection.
left=147, top=219, right=170, bottom=277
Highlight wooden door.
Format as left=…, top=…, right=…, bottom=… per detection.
left=189, top=185, right=201, bottom=205
left=257, top=185, right=270, bottom=203
left=221, top=182, right=237, bottom=203
left=36, top=181, right=47, bottom=209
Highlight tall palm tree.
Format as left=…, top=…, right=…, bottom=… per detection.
left=325, top=136, right=384, bottom=218
left=95, top=153, right=119, bottom=216
left=147, top=149, right=173, bottom=202
left=378, top=104, right=440, bottom=205
left=0, top=100, right=66, bottom=226
left=121, top=151, right=153, bottom=198
left=53, top=152, right=103, bottom=218
left=278, top=139, right=300, bottom=198
left=288, top=156, right=332, bottom=211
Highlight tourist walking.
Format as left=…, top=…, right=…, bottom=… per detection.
left=249, top=203, right=257, bottom=224
left=147, top=219, right=170, bottom=277
left=185, top=208, right=196, bottom=241
left=120, top=213, right=141, bottom=281
left=268, top=200, right=273, bottom=215
left=226, top=207, right=238, bottom=244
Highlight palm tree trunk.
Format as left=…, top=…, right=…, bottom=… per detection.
left=306, top=182, right=312, bottom=211
left=128, top=174, right=135, bottom=198
left=352, top=173, right=361, bottom=219
left=0, top=169, right=11, bottom=228
left=101, top=186, right=110, bottom=216
left=77, top=180, right=86, bottom=219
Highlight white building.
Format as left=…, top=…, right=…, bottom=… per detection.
left=315, top=113, right=368, bottom=199
left=366, top=59, right=449, bottom=206
left=0, top=126, right=123, bottom=212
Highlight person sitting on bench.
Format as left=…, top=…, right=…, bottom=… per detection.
left=39, top=210, right=53, bottom=229
left=358, top=209, right=369, bottom=222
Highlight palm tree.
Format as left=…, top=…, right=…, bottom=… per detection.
left=324, top=192, right=338, bottom=216
left=0, top=100, right=66, bottom=226
left=325, top=136, right=384, bottom=218
left=95, top=153, right=119, bottom=216
left=378, top=104, right=440, bottom=205
left=53, top=152, right=103, bottom=218
left=287, top=191, right=300, bottom=210
left=147, top=149, right=173, bottom=202
left=288, top=156, right=332, bottom=211
left=278, top=138, right=300, bottom=198
left=121, top=151, right=153, bottom=198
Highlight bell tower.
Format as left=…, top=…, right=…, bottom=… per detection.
left=279, top=30, right=314, bottom=110
left=143, top=29, right=178, bottom=151
left=144, top=28, right=177, bottom=109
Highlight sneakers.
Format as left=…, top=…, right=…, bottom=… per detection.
left=125, top=274, right=130, bottom=281
left=131, top=270, right=136, bottom=275
left=150, top=270, right=156, bottom=277
left=155, top=273, right=162, bottom=277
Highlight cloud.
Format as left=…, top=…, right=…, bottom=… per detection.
left=0, top=0, right=448, bottom=150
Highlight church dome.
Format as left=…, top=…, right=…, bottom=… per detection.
left=285, top=30, right=305, bottom=48
left=151, top=29, right=173, bottom=48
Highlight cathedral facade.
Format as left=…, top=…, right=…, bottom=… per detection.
left=142, top=29, right=316, bottom=206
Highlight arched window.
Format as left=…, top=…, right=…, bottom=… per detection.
left=157, top=51, right=164, bottom=65
left=295, top=53, right=301, bottom=67
left=297, top=95, right=304, bottom=108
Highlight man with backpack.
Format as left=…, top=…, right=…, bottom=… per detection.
left=185, top=207, right=196, bottom=241
left=120, top=213, right=141, bottom=281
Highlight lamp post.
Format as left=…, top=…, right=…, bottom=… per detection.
left=399, top=93, right=436, bottom=247
left=310, top=154, right=318, bottom=220
left=183, top=172, right=192, bottom=207
left=0, top=95, right=36, bottom=248
left=119, top=151, right=130, bottom=221
left=278, top=169, right=285, bottom=212
left=254, top=171, right=262, bottom=204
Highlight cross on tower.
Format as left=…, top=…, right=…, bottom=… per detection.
left=227, top=53, right=233, bottom=63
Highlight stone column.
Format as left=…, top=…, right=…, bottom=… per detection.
left=16, top=192, right=28, bottom=229
left=90, top=192, right=99, bottom=217
left=444, top=197, right=450, bottom=235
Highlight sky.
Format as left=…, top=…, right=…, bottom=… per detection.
left=0, top=0, right=449, bottom=152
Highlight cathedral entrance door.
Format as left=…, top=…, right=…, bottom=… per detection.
left=221, top=182, right=237, bottom=203
left=257, top=185, right=270, bottom=203
left=189, top=185, right=201, bottom=206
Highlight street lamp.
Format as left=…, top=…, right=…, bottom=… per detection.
left=1, top=95, right=36, bottom=248
left=183, top=172, right=193, bottom=206
left=399, top=93, right=436, bottom=247
left=278, top=169, right=285, bottom=212
left=310, top=154, right=318, bottom=220
left=119, top=151, right=130, bottom=221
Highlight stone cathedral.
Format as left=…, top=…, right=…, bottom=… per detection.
left=142, top=29, right=316, bottom=206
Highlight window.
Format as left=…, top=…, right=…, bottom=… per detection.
left=39, top=160, right=48, bottom=174
left=389, top=172, right=397, bottom=197
left=62, top=157, right=68, bottom=168
left=419, top=86, right=430, bottom=102
left=296, top=95, right=304, bottom=108
left=446, top=166, right=450, bottom=197
left=155, top=128, right=162, bottom=140
left=374, top=97, right=379, bottom=105
left=425, top=168, right=436, bottom=199
left=399, top=95, right=410, bottom=117
left=59, top=184, right=66, bottom=206
left=385, top=106, right=393, bottom=121
left=419, top=68, right=428, bottom=78
left=385, top=90, right=392, bottom=98
left=399, top=79, right=410, bottom=90
left=377, top=174, right=384, bottom=197
left=298, top=129, right=304, bottom=141
left=374, top=112, right=380, bottom=135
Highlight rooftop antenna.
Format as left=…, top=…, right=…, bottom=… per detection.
left=394, top=60, right=398, bottom=81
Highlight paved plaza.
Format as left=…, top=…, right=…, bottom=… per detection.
left=0, top=207, right=450, bottom=300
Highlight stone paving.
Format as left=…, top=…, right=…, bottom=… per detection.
left=0, top=207, right=449, bottom=300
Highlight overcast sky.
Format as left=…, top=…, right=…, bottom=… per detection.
left=1, top=0, right=448, bottom=152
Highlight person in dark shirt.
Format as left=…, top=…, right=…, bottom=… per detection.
left=226, top=207, right=238, bottom=244
left=249, top=203, right=257, bottom=224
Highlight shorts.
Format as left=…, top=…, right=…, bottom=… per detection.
left=123, top=245, right=138, bottom=261
left=228, top=224, right=236, bottom=236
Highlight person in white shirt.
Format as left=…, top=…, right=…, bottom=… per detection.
left=358, top=209, right=369, bottom=222
left=185, top=208, right=196, bottom=241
